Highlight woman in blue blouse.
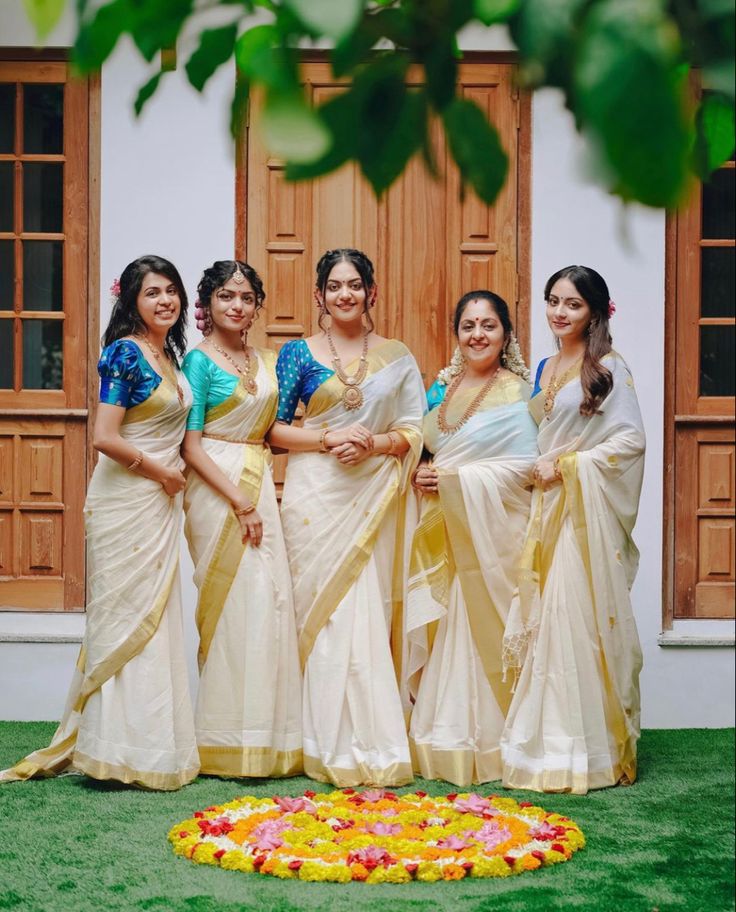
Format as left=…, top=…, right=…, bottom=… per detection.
left=180, top=260, right=302, bottom=778
left=1, top=255, right=200, bottom=790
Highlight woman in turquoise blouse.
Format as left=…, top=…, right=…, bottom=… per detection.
left=180, top=260, right=302, bottom=778
left=2, top=255, right=199, bottom=790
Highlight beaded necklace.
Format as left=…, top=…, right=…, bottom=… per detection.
left=206, top=338, right=258, bottom=395
left=135, top=335, right=185, bottom=406
left=326, top=327, right=369, bottom=410
left=436, top=366, right=501, bottom=435
left=542, top=353, right=582, bottom=420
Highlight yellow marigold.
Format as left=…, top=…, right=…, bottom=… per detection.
left=416, top=862, right=442, bottom=883
left=171, top=835, right=198, bottom=858
left=470, top=856, right=513, bottom=878
left=299, top=861, right=331, bottom=882
left=325, top=865, right=353, bottom=883
left=260, top=859, right=279, bottom=875
left=385, top=865, right=412, bottom=884
left=442, top=864, right=467, bottom=881
left=544, top=849, right=567, bottom=865
left=192, top=843, right=220, bottom=866
left=350, top=863, right=370, bottom=881
left=515, top=854, right=541, bottom=872
left=366, top=867, right=390, bottom=884
left=219, top=851, right=254, bottom=873
left=566, top=829, right=586, bottom=850
left=270, top=862, right=297, bottom=880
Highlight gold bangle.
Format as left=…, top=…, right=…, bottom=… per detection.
left=553, top=457, right=562, bottom=481
left=318, top=427, right=330, bottom=453
left=386, top=431, right=399, bottom=456
left=233, top=503, right=255, bottom=517
left=127, top=450, right=144, bottom=471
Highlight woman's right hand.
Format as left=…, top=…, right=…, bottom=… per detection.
left=160, top=465, right=187, bottom=496
left=412, top=464, right=439, bottom=494
left=236, top=508, right=264, bottom=547
left=325, top=423, right=374, bottom=452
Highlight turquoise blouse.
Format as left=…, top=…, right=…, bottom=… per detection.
left=98, top=339, right=162, bottom=407
left=276, top=339, right=335, bottom=423
left=426, top=379, right=447, bottom=412
left=182, top=349, right=239, bottom=431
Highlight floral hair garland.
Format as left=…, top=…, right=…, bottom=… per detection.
left=608, top=299, right=616, bottom=318
left=109, top=278, right=121, bottom=304
left=436, top=334, right=530, bottom=386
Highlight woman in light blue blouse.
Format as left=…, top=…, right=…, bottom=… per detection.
left=180, top=260, right=302, bottom=778
left=2, top=255, right=199, bottom=790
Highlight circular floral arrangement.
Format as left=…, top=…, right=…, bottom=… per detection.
left=169, top=788, right=585, bottom=883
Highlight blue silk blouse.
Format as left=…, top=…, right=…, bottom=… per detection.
left=532, top=358, right=548, bottom=398
left=98, top=339, right=162, bottom=408
left=276, top=339, right=335, bottom=423
left=182, top=349, right=239, bottom=431
left=425, top=380, right=447, bottom=411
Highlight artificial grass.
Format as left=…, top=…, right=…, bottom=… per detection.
left=0, top=726, right=733, bottom=912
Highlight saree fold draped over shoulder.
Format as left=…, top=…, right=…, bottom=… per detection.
left=183, top=350, right=302, bottom=777
left=1, top=374, right=199, bottom=790
left=405, top=375, right=538, bottom=786
left=279, top=340, right=425, bottom=787
left=501, top=353, right=645, bottom=794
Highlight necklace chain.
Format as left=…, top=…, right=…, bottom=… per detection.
left=543, top=353, right=582, bottom=419
left=326, top=327, right=369, bottom=411
left=436, top=366, right=502, bottom=435
left=135, top=335, right=185, bottom=406
left=206, top=337, right=258, bottom=396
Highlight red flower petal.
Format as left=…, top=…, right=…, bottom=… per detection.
left=288, top=860, right=303, bottom=871
left=178, top=831, right=189, bottom=838
left=193, top=811, right=204, bottom=818
left=405, top=864, right=418, bottom=874
left=503, top=855, right=516, bottom=866
left=415, top=791, right=427, bottom=798
left=551, top=843, right=566, bottom=854
left=213, top=850, right=226, bottom=860
left=343, top=788, right=356, bottom=794
left=446, top=793, right=458, bottom=802
left=304, top=790, right=316, bottom=798
left=519, top=801, right=533, bottom=807
left=253, top=855, right=267, bottom=868
left=531, top=850, right=546, bottom=862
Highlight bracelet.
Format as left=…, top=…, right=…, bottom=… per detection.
left=318, top=427, right=330, bottom=453
left=386, top=431, right=399, bottom=456
left=553, top=457, right=562, bottom=481
left=127, top=450, right=144, bottom=471
left=233, top=503, right=256, bottom=517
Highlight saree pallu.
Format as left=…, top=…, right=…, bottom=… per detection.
left=1, top=376, right=199, bottom=790
left=280, top=341, right=425, bottom=787
left=501, top=353, right=645, bottom=794
left=405, top=376, right=537, bottom=787
left=183, top=350, right=302, bottom=777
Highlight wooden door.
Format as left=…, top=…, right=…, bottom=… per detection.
left=240, top=58, right=528, bottom=383
left=0, top=60, right=93, bottom=611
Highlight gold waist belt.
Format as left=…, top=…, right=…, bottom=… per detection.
left=202, top=432, right=265, bottom=445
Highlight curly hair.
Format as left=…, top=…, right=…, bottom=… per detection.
left=315, top=248, right=376, bottom=332
left=196, top=260, right=265, bottom=335
left=103, top=255, right=188, bottom=364
left=544, top=265, right=613, bottom=416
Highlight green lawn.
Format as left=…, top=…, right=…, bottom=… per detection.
left=0, top=725, right=733, bottom=912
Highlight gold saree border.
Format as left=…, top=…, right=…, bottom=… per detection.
left=122, top=376, right=174, bottom=424
left=297, top=471, right=399, bottom=668
left=502, top=759, right=636, bottom=795
left=410, top=738, right=502, bottom=787
left=198, top=745, right=303, bottom=778
left=439, top=474, right=513, bottom=716
left=73, top=751, right=199, bottom=791
left=203, top=349, right=278, bottom=430
left=303, top=754, right=413, bottom=788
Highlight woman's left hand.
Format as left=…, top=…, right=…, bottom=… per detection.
left=532, top=458, right=560, bottom=489
left=331, top=442, right=371, bottom=466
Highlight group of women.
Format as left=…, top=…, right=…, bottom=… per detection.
left=0, top=248, right=646, bottom=797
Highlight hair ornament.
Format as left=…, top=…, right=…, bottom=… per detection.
left=194, top=300, right=207, bottom=332
left=608, top=299, right=616, bottom=318
left=232, top=266, right=246, bottom=285
left=436, top=347, right=465, bottom=386
left=109, top=277, right=121, bottom=303
left=501, top=333, right=531, bottom=382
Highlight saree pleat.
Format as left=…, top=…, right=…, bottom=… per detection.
left=280, top=341, right=425, bottom=787
left=406, top=376, right=538, bottom=787
left=501, top=353, right=645, bottom=794
left=183, top=350, right=302, bottom=777
left=1, top=376, right=199, bottom=790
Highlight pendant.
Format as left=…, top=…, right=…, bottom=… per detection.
left=176, top=384, right=185, bottom=407
left=243, top=376, right=258, bottom=396
left=342, top=385, right=364, bottom=410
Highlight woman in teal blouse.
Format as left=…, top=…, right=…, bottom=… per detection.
left=180, top=260, right=302, bottom=778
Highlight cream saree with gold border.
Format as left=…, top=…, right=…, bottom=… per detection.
left=406, top=375, right=537, bottom=786
left=501, top=353, right=645, bottom=794
left=1, top=373, right=199, bottom=790
left=280, top=340, right=424, bottom=787
left=183, top=350, right=302, bottom=777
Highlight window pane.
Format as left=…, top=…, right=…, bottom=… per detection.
left=700, top=325, right=735, bottom=397
left=701, top=247, right=736, bottom=318
left=22, top=319, right=63, bottom=389
left=23, top=83, right=63, bottom=155
left=0, top=320, right=13, bottom=388
left=702, top=169, right=735, bottom=240
left=23, top=162, right=63, bottom=232
left=0, top=161, right=13, bottom=232
left=0, top=240, right=13, bottom=310
left=23, top=240, right=63, bottom=311
left=0, top=84, right=14, bottom=154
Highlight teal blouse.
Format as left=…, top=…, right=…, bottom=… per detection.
left=182, top=349, right=239, bottom=431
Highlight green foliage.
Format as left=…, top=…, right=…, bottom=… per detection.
left=35, top=0, right=736, bottom=208
left=23, top=0, right=66, bottom=39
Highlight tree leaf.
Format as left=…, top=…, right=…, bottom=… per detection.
left=359, top=88, right=427, bottom=196
left=134, top=70, right=165, bottom=116
left=261, top=92, right=332, bottom=163
left=284, top=0, right=365, bottom=42
left=22, top=0, right=66, bottom=40
left=692, top=92, right=736, bottom=179
left=73, top=0, right=129, bottom=73
left=230, top=76, right=250, bottom=139
left=443, top=97, right=508, bottom=204
left=473, top=0, right=520, bottom=27
left=130, top=0, right=194, bottom=63
left=424, top=39, right=458, bottom=111
left=235, top=24, right=297, bottom=93
left=285, top=90, right=357, bottom=181
left=574, top=0, right=692, bottom=207
left=185, top=24, right=238, bottom=92
left=508, top=0, right=588, bottom=85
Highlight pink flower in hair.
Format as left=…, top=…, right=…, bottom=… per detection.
left=608, top=299, right=616, bottom=318
left=109, top=278, right=121, bottom=299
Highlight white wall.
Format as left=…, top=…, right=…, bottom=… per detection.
left=1, top=8, right=733, bottom=728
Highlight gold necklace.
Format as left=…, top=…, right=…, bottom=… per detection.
left=543, top=353, right=582, bottom=420
left=136, top=335, right=184, bottom=406
left=326, top=327, right=369, bottom=410
left=436, top=366, right=501, bottom=435
left=206, top=338, right=258, bottom=395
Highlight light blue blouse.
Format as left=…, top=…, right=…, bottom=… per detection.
left=182, top=349, right=239, bottom=431
left=98, top=339, right=161, bottom=408
left=276, top=339, right=334, bottom=423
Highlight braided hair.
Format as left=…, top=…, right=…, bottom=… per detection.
left=315, top=248, right=376, bottom=332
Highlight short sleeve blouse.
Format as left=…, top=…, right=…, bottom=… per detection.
left=426, top=379, right=447, bottom=412
left=275, top=339, right=334, bottom=424
left=97, top=339, right=161, bottom=408
left=182, top=349, right=239, bottom=431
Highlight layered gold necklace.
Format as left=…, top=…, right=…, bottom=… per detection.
left=326, top=327, right=369, bottom=410
left=136, top=335, right=185, bottom=406
left=436, top=366, right=501, bottom=435
left=206, top=337, right=258, bottom=395
left=542, top=353, right=582, bottom=420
